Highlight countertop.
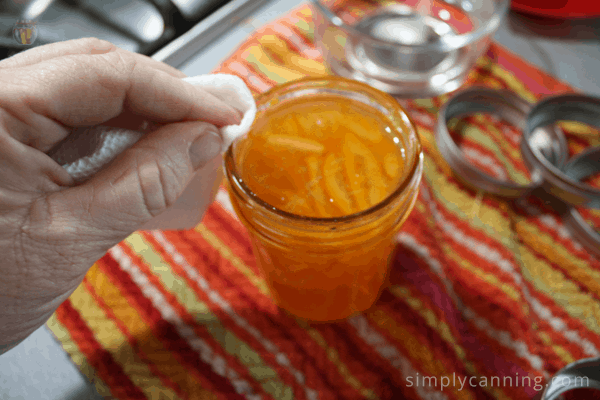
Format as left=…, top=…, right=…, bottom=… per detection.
left=1, top=1, right=599, bottom=399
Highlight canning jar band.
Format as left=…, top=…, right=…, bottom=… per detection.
left=435, top=86, right=568, bottom=198
left=521, top=94, right=600, bottom=209
left=541, top=357, right=600, bottom=400
left=560, top=147, right=600, bottom=258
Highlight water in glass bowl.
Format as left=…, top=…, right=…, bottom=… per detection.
left=313, top=0, right=508, bottom=97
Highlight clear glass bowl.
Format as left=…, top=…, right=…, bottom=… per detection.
left=311, top=0, right=510, bottom=98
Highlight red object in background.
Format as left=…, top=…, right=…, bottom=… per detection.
left=511, top=0, right=600, bottom=18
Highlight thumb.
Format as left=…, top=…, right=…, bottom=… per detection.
left=53, top=121, right=223, bottom=244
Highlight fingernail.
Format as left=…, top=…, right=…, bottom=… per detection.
left=189, top=126, right=223, bottom=170
left=231, top=107, right=244, bottom=125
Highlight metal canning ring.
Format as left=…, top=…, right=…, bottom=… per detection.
left=436, top=87, right=568, bottom=197
left=521, top=94, right=600, bottom=208
left=561, top=147, right=600, bottom=258
left=541, top=357, right=600, bottom=400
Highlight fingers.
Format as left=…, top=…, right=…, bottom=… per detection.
left=0, top=38, right=115, bottom=69
left=46, top=121, right=223, bottom=243
left=0, top=37, right=187, bottom=79
left=0, top=49, right=241, bottom=152
left=0, top=132, right=74, bottom=194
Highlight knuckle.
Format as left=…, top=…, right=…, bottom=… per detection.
left=132, top=148, right=186, bottom=219
left=81, top=51, right=137, bottom=106
left=181, top=84, right=203, bottom=120
left=98, top=50, right=136, bottom=77
left=77, top=37, right=116, bottom=52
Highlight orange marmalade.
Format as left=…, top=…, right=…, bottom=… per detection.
left=224, top=78, right=422, bottom=321
left=237, top=96, right=404, bottom=218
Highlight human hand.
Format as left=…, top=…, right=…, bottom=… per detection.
left=0, top=38, right=242, bottom=353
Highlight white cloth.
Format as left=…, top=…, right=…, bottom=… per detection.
left=48, top=73, right=257, bottom=183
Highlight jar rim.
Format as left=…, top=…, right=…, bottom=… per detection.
left=224, top=76, right=423, bottom=225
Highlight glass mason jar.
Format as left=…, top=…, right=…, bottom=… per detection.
left=224, top=77, right=423, bottom=321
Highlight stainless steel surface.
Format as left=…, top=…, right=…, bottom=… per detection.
left=76, top=0, right=165, bottom=43
left=0, top=0, right=199, bottom=59
left=1, top=0, right=55, bottom=20
left=435, top=87, right=568, bottom=197
left=494, top=12, right=600, bottom=97
left=2, top=0, right=54, bottom=36
left=170, top=0, right=223, bottom=19
left=37, top=1, right=140, bottom=53
left=22, top=0, right=55, bottom=20
left=152, top=0, right=272, bottom=68
left=541, top=357, right=600, bottom=400
left=0, top=325, right=105, bottom=400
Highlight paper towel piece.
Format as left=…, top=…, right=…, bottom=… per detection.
left=48, top=73, right=256, bottom=183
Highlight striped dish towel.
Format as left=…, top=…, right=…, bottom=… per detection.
left=47, top=4, right=600, bottom=400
